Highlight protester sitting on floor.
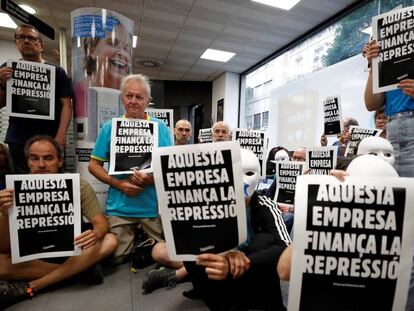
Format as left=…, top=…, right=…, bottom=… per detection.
left=183, top=148, right=291, bottom=310
left=320, top=117, right=359, bottom=156
left=0, top=135, right=118, bottom=309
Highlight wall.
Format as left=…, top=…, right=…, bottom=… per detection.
left=212, top=72, right=240, bottom=129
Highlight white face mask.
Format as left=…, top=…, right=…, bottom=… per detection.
left=346, top=154, right=398, bottom=177
left=274, top=150, right=289, bottom=162
left=357, top=136, right=395, bottom=166
left=240, top=148, right=261, bottom=198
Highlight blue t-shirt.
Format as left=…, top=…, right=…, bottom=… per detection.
left=91, top=115, right=172, bottom=218
left=385, top=89, right=414, bottom=116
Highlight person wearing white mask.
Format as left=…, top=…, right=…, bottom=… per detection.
left=356, top=136, right=395, bottom=167
left=183, top=148, right=291, bottom=310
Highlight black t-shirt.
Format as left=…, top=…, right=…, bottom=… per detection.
left=1, top=61, right=72, bottom=144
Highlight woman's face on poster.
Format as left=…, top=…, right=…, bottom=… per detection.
left=90, top=23, right=132, bottom=88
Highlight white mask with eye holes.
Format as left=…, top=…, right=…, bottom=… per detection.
left=274, top=150, right=289, bottom=162
left=240, top=148, right=261, bottom=199
left=346, top=154, right=398, bottom=177
left=357, top=136, right=395, bottom=166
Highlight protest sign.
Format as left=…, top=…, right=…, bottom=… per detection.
left=109, top=118, right=158, bottom=175
left=6, top=174, right=81, bottom=263
left=289, top=175, right=414, bottom=311
left=153, top=142, right=247, bottom=261
left=198, top=128, right=213, bottom=143
left=146, top=108, right=174, bottom=141
left=323, top=96, right=343, bottom=136
left=344, top=126, right=382, bottom=157
left=372, top=6, right=414, bottom=93
left=233, top=128, right=268, bottom=177
left=6, top=59, right=55, bottom=120
left=307, top=147, right=338, bottom=175
left=275, top=161, right=304, bottom=206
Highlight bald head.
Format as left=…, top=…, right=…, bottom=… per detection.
left=174, top=119, right=192, bottom=145
left=292, top=147, right=306, bottom=162
left=212, top=121, right=231, bottom=142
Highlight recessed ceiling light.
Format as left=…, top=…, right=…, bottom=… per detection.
left=0, top=13, right=17, bottom=29
left=252, top=0, right=301, bottom=10
left=200, top=48, right=235, bottom=62
left=19, top=4, right=37, bottom=14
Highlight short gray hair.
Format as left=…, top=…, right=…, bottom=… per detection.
left=120, top=74, right=152, bottom=99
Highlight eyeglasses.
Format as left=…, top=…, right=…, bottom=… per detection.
left=376, top=116, right=388, bottom=121
left=15, top=35, right=40, bottom=43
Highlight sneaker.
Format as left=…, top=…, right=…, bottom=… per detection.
left=0, top=281, right=33, bottom=309
left=79, top=263, right=104, bottom=285
left=141, top=267, right=177, bottom=294
left=182, top=288, right=202, bottom=300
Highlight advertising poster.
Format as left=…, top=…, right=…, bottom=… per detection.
left=233, top=128, right=268, bottom=178
left=289, top=175, right=414, bottom=311
left=7, top=174, right=81, bottom=263
left=323, top=96, right=343, bottom=136
left=372, top=6, right=414, bottom=93
left=109, top=118, right=158, bottom=175
left=153, top=142, right=247, bottom=261
left=6, top=60, right=55, bottom=120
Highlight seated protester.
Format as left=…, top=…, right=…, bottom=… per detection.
left=320, top=117, right=359, bottom=156
left=184, top=149, right=292, bottom=311
left=0, top=143, right=12, bottom=190
left=374, top=107, right=388, bottom=139
left=265, top=146, right=289, bottom=179
left=0, top=135, right=118, bottom=309
left=266, top=147, right=306, bottom=234
left=356, top=136, right=394, bottom=166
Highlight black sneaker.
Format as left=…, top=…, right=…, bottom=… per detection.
left=182, top=288, right=202, bottom=300
left=141, top=267, right=177, bottom=294
left=79, top=263, right=104, bottom=285
left=0, top=281, right=34, bottom=309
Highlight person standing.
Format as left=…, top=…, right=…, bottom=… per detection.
left=0, top=24, right=72, bottom=173
left=174, top=119, right=192, bottom=145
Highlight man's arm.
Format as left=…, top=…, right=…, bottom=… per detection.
left=364, top=40, right=385, bottom=111
left=88, top=158, right=143, bottom=196
left=74, top=213, right=108, bottom=249
left=54, top=97, right=72, bottom=148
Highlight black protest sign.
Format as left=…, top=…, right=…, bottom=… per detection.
left=345, top=126, right=382, bottom=157
left=146, top=108, right=174, bottom=132
left=7, top=174, right=81, bottom=263
left=109, top=118, right=158, bottom=174
left=307, top=147, right=337, bottom=175
left=153, top=143, right=246, bottom=260
left=199, top=128, right=213, bottom=143
left=233, top=129, right=267, bottom=177
left=323, top=96, right=343, bottom=136
left=7, top=60, right=55, bottom=120
left=373, top=6, right=414, bottom=93
left=275, top=161, right=304, bottom=205
left=291, top=176, right=411, bottom=311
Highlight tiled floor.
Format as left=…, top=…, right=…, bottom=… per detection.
left=6, top=264, right=208, bottom=311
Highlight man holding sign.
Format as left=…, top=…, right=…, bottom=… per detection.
left=0, top=136, right=117, bottom=309
left=0, top=24, right=72, bottom=174
left=89, top=74, right=172, bottom=264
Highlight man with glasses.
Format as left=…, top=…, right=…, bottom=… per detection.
left=0, top=24, right=72, bottom=174
left=174, top=119, right=192, bottom=145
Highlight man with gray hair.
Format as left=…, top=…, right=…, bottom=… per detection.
left=89, top=74, right=172, bottom=264
left=212, top=121, right=231, bottom=142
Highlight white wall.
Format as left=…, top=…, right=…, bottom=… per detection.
left=0, top=39, right=18, bottom=63
left=212, top=72, right=240, bottom=129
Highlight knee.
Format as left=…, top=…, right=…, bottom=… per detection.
left=151, top=242, right=168, bottom=264
left=0, top=254, right=13, bottom=279
left=103, top=233, right=119, bottom=256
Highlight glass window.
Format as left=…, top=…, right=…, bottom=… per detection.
left=253, top=113, right=261, bottom=130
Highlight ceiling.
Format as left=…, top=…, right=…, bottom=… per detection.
left=0, top=0, right=359, bottom=81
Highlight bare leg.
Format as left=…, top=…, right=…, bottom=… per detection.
left=0, top=233, right=118, bottom=291
left=152, top=242, right=188, bottom=281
